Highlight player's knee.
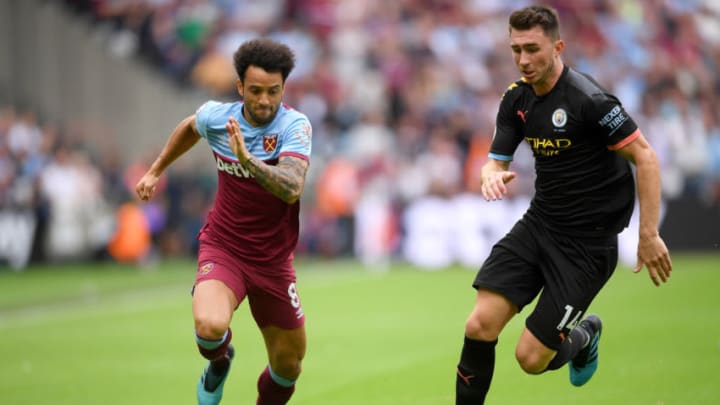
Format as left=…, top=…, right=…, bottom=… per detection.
left=194, top=313, right=230, bottom=340
left=464, top=315, right=501, bottom=341
left=271, top=348, right=304, bottom=380
left=515, top=346, right=549, bottom=375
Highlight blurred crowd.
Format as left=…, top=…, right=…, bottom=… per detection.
left=0, top=106, right=215, bottom=269
left=2, top=0, right=720, bottom=269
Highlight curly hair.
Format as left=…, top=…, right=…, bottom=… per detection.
left=233, top=38, right=296, bottom=83
left=509, top=6, right=561, bottom=40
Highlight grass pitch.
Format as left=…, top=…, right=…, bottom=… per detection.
left=0, top=254, right=718, bottom=404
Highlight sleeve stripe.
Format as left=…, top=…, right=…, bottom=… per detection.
left=279, top=151, right=309, bottom=161
left=607, top=128, right=640, bottom=151
left=488, top=152, right=513, bottom=162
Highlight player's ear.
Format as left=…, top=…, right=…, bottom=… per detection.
left=236, top=79, right=244, bottom=98
left=554, top=39, right=564, bottom=56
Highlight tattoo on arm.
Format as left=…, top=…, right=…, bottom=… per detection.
left=242, top=155, right=309, bottom=204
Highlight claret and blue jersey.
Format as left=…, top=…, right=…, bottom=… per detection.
left=194, top=100, right=312, bottom=264
left=196, top=100, right=312, bottom=164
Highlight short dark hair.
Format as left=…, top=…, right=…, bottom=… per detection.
left=233, top=38, right=296, bottom=83
left=509, top=6, right=561, bottom=40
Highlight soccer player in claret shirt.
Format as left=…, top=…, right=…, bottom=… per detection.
left=136, top=38, right=312, bottom=405
left=455, top=6, right=673, bottom=404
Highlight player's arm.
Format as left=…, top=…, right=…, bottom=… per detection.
left=226, top=117, right=308, bottom=204
left=482, top=81, right=524, bottom=202
left=615, top=130, right=672, bottom=286
left=136, top=115, right=201, bottom=201
left=239, top=154, right=308, bottom=204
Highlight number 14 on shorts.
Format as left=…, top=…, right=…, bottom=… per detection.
left=557, top=305, right=583, bottom=332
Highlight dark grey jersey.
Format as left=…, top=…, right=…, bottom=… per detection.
left=491, top=66, right=638, bottom=236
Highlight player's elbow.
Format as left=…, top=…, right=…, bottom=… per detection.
left=633, top=146, right=659, bottom=170
left=283, top=187, right=303, bottom=204
left=288, top=182, right=307, bottom=204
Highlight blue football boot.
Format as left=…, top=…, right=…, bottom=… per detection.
left=197, top=344, right=235, bottom=405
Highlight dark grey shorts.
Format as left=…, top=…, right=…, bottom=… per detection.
left=472, top=214, right=617, bottom=350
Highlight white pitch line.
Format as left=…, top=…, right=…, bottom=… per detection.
left=0, top=284, right=189, bottom=329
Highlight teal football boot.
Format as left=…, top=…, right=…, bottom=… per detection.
left=569, top=314, right=602, bottom=387
left=197, top=345, right=235, bottom=405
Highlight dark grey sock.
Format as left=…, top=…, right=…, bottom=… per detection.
left=546, top=326, right=590, bottom=370
left=456, top=337, right=497, bottom=405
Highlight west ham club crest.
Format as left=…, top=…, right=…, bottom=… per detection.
left=199, top=262, right=214, bottom=275
left=263, top=133, right=278, bottom=152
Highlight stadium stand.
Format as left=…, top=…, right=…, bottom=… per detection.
left=1, top=0, right=718, bottom=269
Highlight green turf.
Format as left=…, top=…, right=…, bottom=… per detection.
left=0, top=254, right=718, bottom=404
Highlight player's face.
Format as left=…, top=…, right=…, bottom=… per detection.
left=510, top=26, right=563, bottom=90
left=238, top=65, right=285, bottom=127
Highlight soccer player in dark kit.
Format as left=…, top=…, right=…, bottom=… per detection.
left=136, top=38, right=312, bottom=405
left=455, top=6, right=672, bottom=404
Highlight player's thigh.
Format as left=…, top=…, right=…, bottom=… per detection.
left=465, top=288, right=518, bottom=340
left=192, top=247, right=246, bottom=336
left=192, top=280, right=240, bottom=336
left=469, top=220, right=544, bottom=340
left=246, top=261, right=305, bottom=331
left=526, top=235, right=618, bottom=350
left=472, top=219, right=544, bottom=308
left=515, top=327, right=557, bottom=373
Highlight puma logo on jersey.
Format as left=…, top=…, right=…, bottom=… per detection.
left=517, top=110, right=529, bottom=123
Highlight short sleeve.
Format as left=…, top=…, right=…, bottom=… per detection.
left=489, top=84, right=525, bottom=161
left=587, top=94, right=638, bottom=149
left=279, top=117, right=312, bottom=160
left=195, top=100, right=224, bottom=139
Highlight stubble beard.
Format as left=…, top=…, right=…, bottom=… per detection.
left=246, top=104, right=278, bottom=126
left=529, top=55, right=557, bottom=93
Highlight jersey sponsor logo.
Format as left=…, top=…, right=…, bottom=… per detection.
left=524, top=136, right=572, bottom=156
left=199, top=262, right=214, bottom=275
left=216, top=155, right=253, bottom=178
left=598, top=105, right=629, bottom=134
left=552, top=108, right=567, bottom=127
left=263, top=133, right=278, bottom=152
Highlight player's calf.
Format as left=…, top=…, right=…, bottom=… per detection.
left=456, top=337, right=497, bottom=405
left=257, top=365, right=297, bottom=405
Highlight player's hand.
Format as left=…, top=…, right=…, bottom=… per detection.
left=481, top=171, right=517, bottom=201
left=136, top=173, right=159, bottom=201
left=634, top=233, right=672, bottom=287
left=227, top=117, right=249, bottom=163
